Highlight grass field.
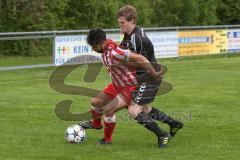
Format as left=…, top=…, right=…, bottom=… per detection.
left=0, top=54, right=240, bottom=160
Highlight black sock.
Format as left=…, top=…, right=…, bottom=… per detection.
left=149, top=107, right=176, bottom=126
left=135, top=112, right=166, bottom=137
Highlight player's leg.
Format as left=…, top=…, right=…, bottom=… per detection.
left=143, top=104, right=183, bottom=137
left=99, top=85, right=138, bottom=144
left=127, top=101, right=171, bottom=148
left=89, top=91, right=111, bottom=129
left=80, top=84, right=116, bottom=130
left=97, top=85, right=171, bottom=147
left=99, top=94, right=128, bottom=144
left=136, top=76, right=183, bottom=137
left=100, top=94, right=171, bottom=148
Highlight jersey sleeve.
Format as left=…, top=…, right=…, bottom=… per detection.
left=132, top=33, right=149, bottom=59
left=130, top=33, right=143, bottom=53
left=111, top=47, right=130, bottom=62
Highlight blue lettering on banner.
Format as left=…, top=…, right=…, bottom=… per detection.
left=107, top=34, right=120, bottom=39
left=228, top=31, right=240, bottom=38
left=86, top=56, right=101, bottom=61
left=56, top=36, right=86, bottom=43
left=55, top=58, right=66, bottom=64
left=228, top=49, right=240, bottom=52
left=67, top=57, right=85, bottom=63
left=166, top=37, right=178, bottom=42
left=65, top=56, right=101, bottom=64
left=73, top=46, right=89, bottom=54
left=179, top=37, right=210, bottom=44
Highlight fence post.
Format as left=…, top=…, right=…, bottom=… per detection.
left=225, top=25, right=229, bottom=58
left=52, top=31, right=56, bottom=66
left=176, top=26, right=180, bottom=61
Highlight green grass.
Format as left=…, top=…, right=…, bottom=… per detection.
left=0, top=56, right=52, bottom=67
left=0, top=55, right=240, bottom=160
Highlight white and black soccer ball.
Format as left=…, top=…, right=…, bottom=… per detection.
left=65, top=124, right=86, bottom=143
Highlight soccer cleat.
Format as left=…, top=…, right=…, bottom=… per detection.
left=79, top=121, right=102, bottom=130
left=98, top=138, right=112, bottom=145
left=170, top=121, right=184, bottom=137
left=158, top=133, right=171, bottom=148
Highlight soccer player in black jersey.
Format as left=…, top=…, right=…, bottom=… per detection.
left=117, top=5, right=183, bottom=138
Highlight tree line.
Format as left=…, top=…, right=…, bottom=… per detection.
left=0, top=0, right=239, bottom=56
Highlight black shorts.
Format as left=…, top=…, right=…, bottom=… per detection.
left=132, top=64, right=162, bottom=106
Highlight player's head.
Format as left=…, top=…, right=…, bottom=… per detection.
left=87, top=29, right=106, bottom=53
left=117, top=5, right=138, bottom=34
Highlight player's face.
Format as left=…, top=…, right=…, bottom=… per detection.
left=118, top=16, right=135, bottom=34
left=91, top=44, right=103, bottom=53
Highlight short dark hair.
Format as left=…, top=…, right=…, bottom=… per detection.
left=87, top=29, right=106, bottom=46
left=117, top=5, right=138, bottom=23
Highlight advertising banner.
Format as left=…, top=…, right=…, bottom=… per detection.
left=54, top=34, right=123, bottom=66
left=147, top=31, right=178, bottom=58
left=178, top=30, right=227, bottom=56
left=227, top=30, right=240, bottom=53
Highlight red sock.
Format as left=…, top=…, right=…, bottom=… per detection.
left=104, top=115, right=116, bottom=142
left=91, top=106, right=103, bottom=128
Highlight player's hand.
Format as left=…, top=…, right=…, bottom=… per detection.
left=153, top=71, right=163, bottom=80
left=153, top=65, right=164, bottom=80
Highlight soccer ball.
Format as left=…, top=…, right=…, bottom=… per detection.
left=65, top=124, right=86, bottom=143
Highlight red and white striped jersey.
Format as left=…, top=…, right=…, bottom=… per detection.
left=101, top=39, right=138, bottom=88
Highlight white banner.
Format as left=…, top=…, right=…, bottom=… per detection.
left=147, top=31, right=178, bottom=58
left=227, top=30, right=240, bottom=53
left=54, top=34, right=123, bottom=66
left=54, top=35, right=101, bottom=66
left=107, top=33, right=123, bottom=44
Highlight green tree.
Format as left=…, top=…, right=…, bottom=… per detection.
left=197, top=0, right=219, bottom=25
left=0, top=0, right=70, bottom=56
left=217, top=0, right=240, bottom=24
left=0, top=0, right=17, bottom=32
left=0, top=0, right=239, bottom=57
left=65, top=0, right=120, bottom=29
left=178, top=0, right=199, bottom=26
left=150, top=0, right=183, bottom=27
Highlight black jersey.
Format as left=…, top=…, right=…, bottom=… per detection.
left=120, top=26, right=162, bottom=105
left=120, top=26, right=157, bottom=63
left=120, top=26, right=160, bottom=76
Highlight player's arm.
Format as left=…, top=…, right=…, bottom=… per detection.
left=111, top=47, right=161, bottom=79
left=127, top=51, right=161, bottom=79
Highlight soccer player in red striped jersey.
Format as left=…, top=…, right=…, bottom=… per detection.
left=101, top=40, right=138, bottom=88
left=81, top=29, right=171, bottom=148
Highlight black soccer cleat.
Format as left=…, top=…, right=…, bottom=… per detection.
left=158, top=133, right=171, bottom=148
left=170, top=121, right=184, bottom=137
left=79, top=121, right=102, bottom=130
left=98, top=138, right=112, bottom=145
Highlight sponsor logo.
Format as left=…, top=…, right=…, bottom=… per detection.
left=57, top=46, right=71, bottom=55
left=179, top=36, right=214, bottom=44
left=135, top=83, right=147, bottom=101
